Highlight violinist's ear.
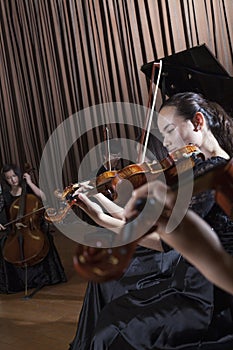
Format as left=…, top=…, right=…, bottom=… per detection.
left=192, top=112, right=205, bottom=132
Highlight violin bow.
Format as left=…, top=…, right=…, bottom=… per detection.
left=138, top=60, right=163, bottom=164
left=4, top=205, right=47, bottom=228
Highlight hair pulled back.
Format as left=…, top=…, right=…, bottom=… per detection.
left=1, top=164, right=23, bottom=188
left=160, top=92, right=233, bottom=157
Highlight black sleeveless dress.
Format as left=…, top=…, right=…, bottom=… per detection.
left=70, top=157, right=233, bottom=350
left=0, top=189, right=67, bottom=294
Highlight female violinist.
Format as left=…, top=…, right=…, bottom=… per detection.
left=0, top=164, right=67, bottom=294
left=74, top=92, right=233, bottom=350
left=68, top=132, right=182, bottom=350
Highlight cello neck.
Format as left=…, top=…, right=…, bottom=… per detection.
left=16, top=180, right=27, bottom=220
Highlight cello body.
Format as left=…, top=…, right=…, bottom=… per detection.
left=3, top=194, right=49, bottom=267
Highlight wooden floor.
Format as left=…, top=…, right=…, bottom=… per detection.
left=0, top=230, right=87, bottom=350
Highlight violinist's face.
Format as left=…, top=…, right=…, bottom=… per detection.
left=4, top=170, right=19, bottom=188
left=158, top=106, right=203, bottom=153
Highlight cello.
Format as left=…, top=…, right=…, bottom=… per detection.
left=3, top=166, right=49, bottom=268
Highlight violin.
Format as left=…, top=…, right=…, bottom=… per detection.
left=72, top=157, right=233, bottom=282
left=3, top=165, right=49, bottom=267
left=44, top=144, right=203, bottom=224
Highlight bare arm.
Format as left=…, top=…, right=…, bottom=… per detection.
left=73, top=182, right=125, bottom=220
left=76, top=192, right=164, bottom=251
left=138, top=231, right=164, bottom=251
left=75, top=193, right=125, bottom=233
left=159, top=210, right=233, bottom=295
left=124, top=180, right=233, bottom=295
left=23, top=173, right=46, bottom=202
left=93, top=193, right=125, bottom=220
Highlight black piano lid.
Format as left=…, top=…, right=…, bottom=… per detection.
left=141, top=44, right=233, bottom=114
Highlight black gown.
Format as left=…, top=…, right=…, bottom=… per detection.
left=69, top=246, right=181, bottom=349
left=69, top=158, right=181, bottom=350
left=70, top=157, right=233, bottom=350
left=0, top=188, right=67, bottom=294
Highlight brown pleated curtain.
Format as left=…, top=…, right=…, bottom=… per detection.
left=0, top=0, right=233, bottom=186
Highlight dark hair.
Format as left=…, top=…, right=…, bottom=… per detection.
left=160, top=92, right=233, bottom=157
left=1, top=164, right=23, bottom=187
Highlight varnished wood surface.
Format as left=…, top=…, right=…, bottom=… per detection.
left=0, top=229, right=87, bottom=350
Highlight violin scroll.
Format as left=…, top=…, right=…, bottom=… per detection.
left=44, top=184, right=82, bottom=223
left=44, top=200, right=78, bottom=223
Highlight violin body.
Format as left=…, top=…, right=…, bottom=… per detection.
left=3, top=194, right=49, bottom=267
left=44, top=145, right=203, bottom=223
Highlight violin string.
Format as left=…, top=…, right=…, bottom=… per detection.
left=106, top=127, right=112, bottom=171
left=142, top=60, right=163, bottom=164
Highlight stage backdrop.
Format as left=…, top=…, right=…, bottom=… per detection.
left=1, top=0, right=233, bottom=186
